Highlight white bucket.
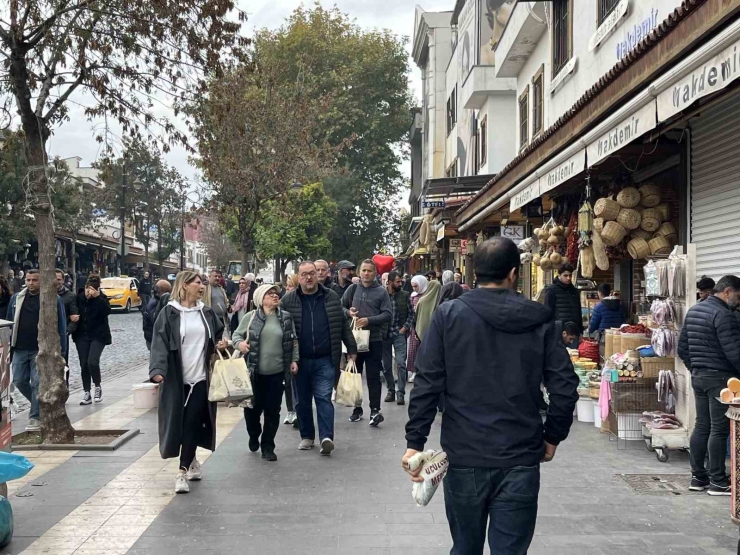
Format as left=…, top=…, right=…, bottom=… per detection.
left=577, top=397, right=594, bottom=423
left=593, top=401, right=602, bottom=428
left=617, top=413, right=642, bottom=440
left=133, top=382, right=159, bottom=409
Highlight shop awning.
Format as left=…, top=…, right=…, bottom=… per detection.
left=423, top=174, right=495, bottom=199
left=413, top=247, right=429, bottom=256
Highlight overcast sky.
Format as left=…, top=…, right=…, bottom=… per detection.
left=47, top=0, right=452, bottom=183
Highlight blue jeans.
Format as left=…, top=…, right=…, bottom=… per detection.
left=12, top=349, right=40, bottom=420
left=382, top=333, right=408, bottom=395
left=444, top=464, right=540, bottom=555
left=295, top=356, right=335, bottom=441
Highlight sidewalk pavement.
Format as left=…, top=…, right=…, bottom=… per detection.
left=3, top=367, right=739, bottom=555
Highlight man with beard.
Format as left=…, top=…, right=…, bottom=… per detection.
left=331, top=260, right=355, bottom=297
left=382, top=271, right=414, bottom=405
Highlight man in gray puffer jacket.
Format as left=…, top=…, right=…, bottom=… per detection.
left=342, top=259, right=392, bottom=426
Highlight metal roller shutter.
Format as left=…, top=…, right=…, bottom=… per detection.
left=690, top=91, right=740, bottom=281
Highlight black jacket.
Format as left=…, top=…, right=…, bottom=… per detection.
left=544, top=279, right=583, bottom=333
left=330, top=279, right=352, bottom=299
left=142, top=293, right=160, bottom=343
left=0, top=290, right=10, bottom=319
left=678, top=295, right=740, bottom=377
left=139, top=277, right=152, bottom=296
left=73, top=292, right=112, bottom=345
left=281, top=284, right=357, bottom=368
left=149, top=303, right=223, bottom=459
left=406, top=288, right=578, bottom=468
left=57, top=286, right=79, bottom=335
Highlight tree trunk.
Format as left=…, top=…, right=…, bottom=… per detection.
left=240, top=234, right=252, bottom=277
left=278, top=259, right=289, bottom=285
left=0, top=257, right=7, bottom=276
left=28, top=161, right=75, bottom=443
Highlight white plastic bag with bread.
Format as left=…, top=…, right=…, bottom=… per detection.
left=407, top=450, right=449, bottom=506
left=720, top=377, right=740, bottom=403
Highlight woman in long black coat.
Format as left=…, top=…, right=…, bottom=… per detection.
left=149, top=270, right=227, bottom=494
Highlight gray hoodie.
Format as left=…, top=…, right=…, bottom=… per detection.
left=341, top=282, right=392, bottom=343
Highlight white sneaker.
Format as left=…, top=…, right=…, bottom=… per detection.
left=298, top=439, right=314, bottom=450
left=25, top=418, right=40, bottom=432
left=288, top=412, right=297, bottom=424
left=320, top=438, right=334, bottom=456
left=175, top=473, right=189, bottom=493
left=93, top=386, right=103, bottom=403
left=187, top=460, right=202, bottom=481
left=408, top=373, right=416, bottom=383
left=284, top=411, right=296, bottom=425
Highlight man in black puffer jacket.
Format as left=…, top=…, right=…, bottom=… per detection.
left=280, top=261, right=357, bottom=455
left=678, top=275, right=740, bottom=496
left=544, top=264, right=582, bottom=345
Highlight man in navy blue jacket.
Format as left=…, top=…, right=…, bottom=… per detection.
left=403, top=238, right=578, bottom=555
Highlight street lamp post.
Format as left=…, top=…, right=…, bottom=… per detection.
left=179, top=184, right=202, bottom=272
left=118, top=162, right=141, bottom=276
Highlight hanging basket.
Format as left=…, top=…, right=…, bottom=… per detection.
left=655, top=203, right=670, bottom=222
left=640, top=208, right=662, bottom=232
left=639, top=183, right=662, bottom=207
left=631, top=228, right=653, bottom=241
left=649, top=235, right=672, bottom=255
left=601, top=221, right=627, bottom=247
left=592, top=218, right=605, bottom=234
left=578, top=201, right=594, bottom=232
left=627, top=237, right=650, bottom=259
left=616, top=208, right=642, bottom=230
left=617, top=187, right=641, bottom=208
left=594, top=198, right=620, bottom=221
left=654, top=222, right=678, bottom=244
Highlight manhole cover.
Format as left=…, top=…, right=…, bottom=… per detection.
left=617, top=474, right=691, bottom=495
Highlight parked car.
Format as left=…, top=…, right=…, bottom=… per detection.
left=100, top=277, right=142, bottom=313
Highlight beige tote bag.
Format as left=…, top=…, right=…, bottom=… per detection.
left=209, top=348, right=253, bottom=402
left=335, top=359, right=363, bottom=407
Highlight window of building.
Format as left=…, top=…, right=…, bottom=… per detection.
left=446, top=88, right=457, bottom=136
left=598, top=0, right=620, bottom=24
left=445, top=159, right=458, bottom=178
left=532, top=66, right=544, bottom=138
left=519, top=87, right=529, bottom=149
left=552, top=0, right=571, bottom=76
left=480, top=116, right=487, bottom=167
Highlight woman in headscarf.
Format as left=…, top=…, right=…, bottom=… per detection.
left=229, top=278, right=251, bottom=331
left=407, top=275, right=438, bottom=382
left=441, top=270, right=455, bottom=286
left=414, top=279, right=441, bottom=342
left=232, top=284, right=299, bottom=462
left=437, top=281, right=464, bottom=307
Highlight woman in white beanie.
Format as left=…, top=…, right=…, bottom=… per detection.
left=232, top=284, right=299, bottom=462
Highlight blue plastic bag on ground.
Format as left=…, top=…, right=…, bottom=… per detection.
left=0, top=496, right=12, bottom=547
left=0, top=452, right=33, bottom=483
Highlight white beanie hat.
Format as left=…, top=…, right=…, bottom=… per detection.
left=253, top=284, right=279, bottom=308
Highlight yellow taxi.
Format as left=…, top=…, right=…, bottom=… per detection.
left=100, top=277, right=142, bottom=313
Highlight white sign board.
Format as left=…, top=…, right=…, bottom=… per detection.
left=501, top=226, right=525, bottom=244
left=657, top=37, right=740, bottom=122
left=539, top=148, right=586, bottom=194
left=589, top=0, right=629, bottom=52
left=587, top=101, right=656, bottom=167
left=510, top=180, right=541, bottom=212
left=550, top=57, right=577, bottom=96
left=437, top=226, right=446, bottom=242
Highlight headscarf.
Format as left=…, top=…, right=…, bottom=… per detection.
left=442, top=270, right=454, bottom=285
left=253, top=284, right=279, bottom=309
left=232, top=283, right=250, bottom=313
left=411, top=275, right=428, bottom=298
left=437, top=282, right=464, bottom=307
left=415, top=280, right=441, bottom=341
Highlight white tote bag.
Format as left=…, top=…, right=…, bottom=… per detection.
left=209, top=348, right=253, bottom=403
left=335, top=359, right=363, bottom=407
left=351, top=317, right=370, bottom=353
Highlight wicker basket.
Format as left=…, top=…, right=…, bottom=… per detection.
left=627, top=237, right=650, bottom=259
left=588, top=381, right=601, bottom=399
left=639, top=183, right=662, bottom=207
left=655, top=203, right=670, bottom=221
left=619, top=333, right=651, bottom=353
left=592, top=217, right=604, bottom=234
left=641, top=208, right=662, bottom=232
left=617, top=187, right=641, bottom=208
left=605, top=330, right=616, bottom=359
left=631, top=228, right=653, bottom=241
left=649, top=235, right=672, bottom=255
left=601, top=221, right=627, bottom=246
left=655, top=222, right=678, bottom=244
left=616, top=208, right=642, bottom=230
left=641, top=356, right=675, bottom=378
left=594, top=197, right=620, bottom=221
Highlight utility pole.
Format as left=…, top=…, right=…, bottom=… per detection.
left=119, top=163, right=127, bottom=276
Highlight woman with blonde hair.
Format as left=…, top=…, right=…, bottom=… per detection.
left=281, top=272, right=301, bottom=426
left=285, top=274, right=300, bottom=293
left=150, top=271, right=228, bottom=494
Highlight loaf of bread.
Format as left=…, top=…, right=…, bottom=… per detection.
left=728, top=377, right=740, bottom=394
left=721, top=388, right=734, bottom=403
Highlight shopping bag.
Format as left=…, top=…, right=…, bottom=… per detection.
left=407, top=450, right=449, bottom=506
left=208, top=349, right=253, bottom=402
left=0, top=452, right=33, bottom=483
left=335, top=359, right=363, bottom=407
left=351, top=317, right=370, bottom=353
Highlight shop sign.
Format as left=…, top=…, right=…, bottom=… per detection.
left=539, top=148, right=586, bottom=194
left=422, top=199, right=446, bottom=209
left=437, top=226, right=446, bottom=242
left=510, top=180, right=541, bottom=212
left=550, top=57, right=577, bottom=96
left=589, top=0, right=629, bottom=52
left=615, top=7, right=659, bottom=61
left=450, top=239, right=462, bottom=252
left=501, top=226, right=524, bottom=244
left=587, top=101, right=656, bottom=167
left=657, top=39, right=740, bottom=122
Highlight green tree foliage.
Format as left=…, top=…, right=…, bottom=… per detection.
left=0, top=132, right=34, bottom=269
left=254, top=182, right=337, bottom=281
left=255, top=5, right=413, bottom=259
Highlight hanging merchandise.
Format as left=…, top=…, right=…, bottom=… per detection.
left=644, top=261, right=660, bottom=296
left=591, top=229, right=609, bottom=271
